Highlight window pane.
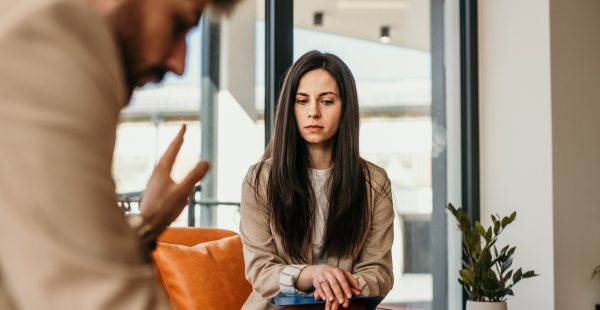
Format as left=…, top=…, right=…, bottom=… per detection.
left=204, top=0, right=265, bottom=232
left=294, top=1, right=432, bottom=308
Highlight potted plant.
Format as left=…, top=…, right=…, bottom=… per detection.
left=447, top=203, right=538, bottom=310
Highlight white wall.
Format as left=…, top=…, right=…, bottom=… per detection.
left=549, top=0, right=600, bottom=308
left=478, top=0, right=555, bottom=309
left=479, top=0, right=600, bottom=308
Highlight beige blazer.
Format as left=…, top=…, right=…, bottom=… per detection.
left=0, top=0, right=170, bottom=309
left=239, top=161, right=395, bottom=310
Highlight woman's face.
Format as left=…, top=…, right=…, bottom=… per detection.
left=294, top=69, right=342, bottom=148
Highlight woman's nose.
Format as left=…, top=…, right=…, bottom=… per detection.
left=308, top=100, right=320, bottom=118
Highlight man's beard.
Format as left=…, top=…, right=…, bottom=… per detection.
left=108, top=0, right=167, bottom=99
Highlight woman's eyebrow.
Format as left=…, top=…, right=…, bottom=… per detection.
left=319, top=91, right=339, bottom=97
left=296, top=91, right=339, bottom=97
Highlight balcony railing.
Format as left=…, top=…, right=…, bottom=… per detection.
left=117, top=185, right=241, bottom=227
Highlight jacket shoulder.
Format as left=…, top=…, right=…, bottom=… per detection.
left=243, top=160, right=272, bottom=188
left=363, top=160, right=390, bottom=186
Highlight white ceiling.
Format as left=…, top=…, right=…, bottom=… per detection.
left=256, top=0, right=430, bottom=52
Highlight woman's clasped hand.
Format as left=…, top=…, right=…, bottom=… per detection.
left=296, top=265, right=362, bottom=310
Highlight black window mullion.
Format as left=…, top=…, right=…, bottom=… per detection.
left=265, top=0, right=293, bottom=146
left=460, top=0, right=480, bottom=307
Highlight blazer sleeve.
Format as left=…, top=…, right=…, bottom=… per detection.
left=352, top=171, right=395, bottom=297
left=239, top=165, right=309, bottom=299
left=0, top=1, right=170, bottom=309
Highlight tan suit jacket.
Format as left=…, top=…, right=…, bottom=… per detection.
left=240, top=161, right=395, bottom=310
left=0, top=0, right=170, bottom=309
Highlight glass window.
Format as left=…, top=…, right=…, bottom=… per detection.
left=293, top=1, right=433, bottom=308
left=198, top=0, right=266, bottom=231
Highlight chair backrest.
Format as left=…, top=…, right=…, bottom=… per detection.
left=152, top=227, right=252, bottom=310
left=157, top=227, right=238, bottom=246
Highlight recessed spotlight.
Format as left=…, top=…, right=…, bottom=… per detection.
left=314, top=12, right=323, bottom=27
left=380, top=26, right=390, bottom=43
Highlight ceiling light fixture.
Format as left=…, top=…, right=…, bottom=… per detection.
left=380, top=26, right=390, bottom=44
left=314, top=12, right=323, bottom=27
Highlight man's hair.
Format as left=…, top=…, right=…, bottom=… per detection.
left=208, top=0, right=244, bottom=15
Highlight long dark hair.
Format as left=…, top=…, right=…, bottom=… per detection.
left=252, top=51, right=373, bottom=263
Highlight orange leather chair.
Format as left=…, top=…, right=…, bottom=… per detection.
left=152, top=227, right=366, bottom=310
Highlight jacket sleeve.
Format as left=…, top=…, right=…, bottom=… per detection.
left=0, top=1, right=170, bottom=309
left=239, top=165, right=310, bottom=299
left=352, top=171, right=395, bottom=297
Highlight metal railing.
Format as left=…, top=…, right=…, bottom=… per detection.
left=117, top=185, right=241, bottom=227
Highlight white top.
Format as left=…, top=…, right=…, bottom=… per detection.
left=309, top=167, right=332, bottom=265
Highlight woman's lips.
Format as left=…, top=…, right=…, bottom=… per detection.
left=306, top=125, right=323, bottom=133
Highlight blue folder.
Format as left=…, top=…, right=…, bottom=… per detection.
left=272, top=296, right=384, bottom=310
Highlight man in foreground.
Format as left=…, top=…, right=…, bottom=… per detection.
left=0, top=0, right=240, bottom=308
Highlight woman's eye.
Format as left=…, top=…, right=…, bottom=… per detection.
left=296, top=99, right=308, bottom=104
left=323, top=100, right=334, bottom=105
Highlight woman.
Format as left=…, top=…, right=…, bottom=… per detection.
left=240, top=51, right=394, bottom=310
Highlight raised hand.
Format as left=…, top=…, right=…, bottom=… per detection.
left=140, top=125, right=210, bottom=234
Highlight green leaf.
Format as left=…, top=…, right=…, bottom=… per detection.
left=491, top=214, right=497, bottom=224
left=513, top=268, right=523, bottom=284
left=483, top=238, right=497, bottom=252
left=504, top=269, right=513, bottom=282
left=460, top=214, right=472, bottom=236
left=460, top=269, right=476, bottom=285
left=506, top=247, right=516, bottom=259
left=485, top=227, right=492, bottom=242
left=475, top=221, right=486, bottom=236
left=494, top=245, right=498, bottom=257
left=447, top=203, right=458, bottom=217
left=523, top=270, right=538, bottom=278
left=480, top=249, right=492, bottom=271
left=502, top=257, right=513, bottom=274
left=494, top=221, right=501, bottom=235
left=467, top=230, right=479, bottom=252
left=501, top=217, right=510, bottom=228
left=462, top=258, right=473, bottom=271
left=509, top=211, right=517, bottom=223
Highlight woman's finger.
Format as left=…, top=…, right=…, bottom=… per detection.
left=351, top=288, right=362, bottom=296
left=330, top=298, right=341, bottom=310
left=319, top=279, right=336, bottom=303
left=343, top=271, right=361, bottom=291
left=325, top=299, right=333, bottom=310
left=325, top=272, right=346, bottom=305
left=333, top=269, right=353, bottom=299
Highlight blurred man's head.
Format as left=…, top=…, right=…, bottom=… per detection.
left=100, top=0, right=239, bottom=94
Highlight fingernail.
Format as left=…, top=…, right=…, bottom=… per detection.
left=329, top=296, right=334, bottom=301
left=347, top=293, right=352, bottom=298
left=339, top=298, right=343, bottom=303
left=344, top=303, right=348, bottom=308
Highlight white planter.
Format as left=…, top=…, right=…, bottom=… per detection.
left=466, top=301, right=507, bottom=310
